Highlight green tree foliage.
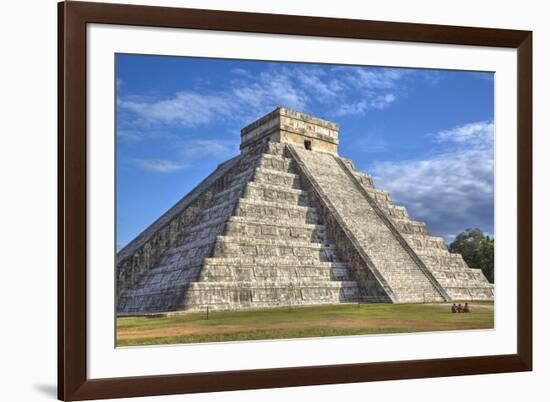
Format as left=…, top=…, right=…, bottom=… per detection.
left=448, top=228, right=484, bottom=261
left=449, top=229, right=494, bottom=283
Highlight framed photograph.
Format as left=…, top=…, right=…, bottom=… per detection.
left=58, top=1, right=532, bottom=400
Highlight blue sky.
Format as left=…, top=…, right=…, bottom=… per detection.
left=116, top=54, right=494, bottom=250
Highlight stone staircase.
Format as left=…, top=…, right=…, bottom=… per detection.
left=341, top=158, right=494, bottom=301
left=117, top=144, right=362, bottom=314
left=290, top=146, right=447, bottom=303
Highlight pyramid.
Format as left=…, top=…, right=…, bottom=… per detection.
left=116, top=108, right=493, bottom=315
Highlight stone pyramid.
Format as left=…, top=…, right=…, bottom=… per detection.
left=116, top=108, right=493, bottom=315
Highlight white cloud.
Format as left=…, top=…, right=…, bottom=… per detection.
left=118, top=91, right=234, bottom=127
left=117, top=68, right=310, bottom=129
left=133, top=159, right=187, bottom=173
left=343, top=67, right=405, bottom=90
left=370, top=120, right=494, bottom=241
left=292, top=67, right=340, bottom=100
left=117, top=130, right=143, bottom=141
left=334, top=100, right=370, bottom=116
left=370, top=93, right=397, bottom=109
left=231, top=68, right=249, bottom=76
left=129, top=140, right=237, bottom=174
left=116, top=129, right=175, bottom=141
left=117, top=65, right=411, bottom=130
left=334, top=93, right=397, bottom=116
left=434, top=120, right=494, bottom=147
left=180, top=139, right=238, bottom=160
left=231, top=70, right=308, bottom=113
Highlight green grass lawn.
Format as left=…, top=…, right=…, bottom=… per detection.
left=116, top=302, right=493, bottom=347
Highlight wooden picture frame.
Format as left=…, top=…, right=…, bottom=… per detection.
left=58, top=1, right=532, bottom=400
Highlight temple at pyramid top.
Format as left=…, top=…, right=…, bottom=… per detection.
left=240, top=107, right=340, bottom=155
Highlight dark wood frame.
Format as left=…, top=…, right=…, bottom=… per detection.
left=58, top=1, right=532, bottom=400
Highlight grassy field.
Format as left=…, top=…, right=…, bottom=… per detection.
left=116, top=302, right=493, bottom=347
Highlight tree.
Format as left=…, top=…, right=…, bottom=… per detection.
left=449, top=229, right=494, bottom=284
left=448, top=228, right=484, bottom=264
left=471, top=236, right=494, bottom=283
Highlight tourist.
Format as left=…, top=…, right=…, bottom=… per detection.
left=451, top=303, right=458, bottom=313
left=463, top=303, right=470, bottom=313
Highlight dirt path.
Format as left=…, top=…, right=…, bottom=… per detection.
left=117, top=316, right=490, bottom=340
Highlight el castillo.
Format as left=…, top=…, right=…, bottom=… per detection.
left=116, top=107, right=493, bottom=316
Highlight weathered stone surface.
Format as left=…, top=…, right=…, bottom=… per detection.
left=289, top=146, right=448, bottom=303
left=116, top=108, right=493, bottom=315
left=341, top=151, right=494, bottom=301
left=240, top=107, right=339, bottom=155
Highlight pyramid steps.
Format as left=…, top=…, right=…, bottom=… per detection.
left=175, top=217, right=228, bottom=244
left=118, top=144, right=363, bottom=314
left=445, top=286, right=494, bottom=301
left=252, top=167, right=301, bottom=188
left=235, top=198, right=319, bottom=224
left=200, top=265, right=354, bottom=283
left=119, top=272, right=362, bottom=315
left=162, top=238, right=214, bottom=258
left=290, top=146, right=447, bottom=303
left=201, top=259, right=352, bottom=280
left=352, top=171, right=375, bottom=188
left=213, top=235, right=337, bottom=261
left=380, top=204, right=409, bottom=220
left=225, top=216, right=325, bottom=242
left=258, top=153, right=295, bottom=172
left=200, top=260, right=356, bottom=287
left=185, top=280, right=358, bottom=288
left=340, top=152, right=493, bottom=300
left=135, top=260, right=203, bottom=278
left=221, top=167, right=256, bottom=189
left=210, top=182, right=246, bottom=204
left=401, top=233, right=447, bottom=250
left=413, top=253, right=471, bottom=270
left=117, top=108, right=493, bottom=315
left=123, top=278, right=359, bottom=297
left=243, top=181, right=309, bottom=206
left=390, top=218, right=429, bottom=235
left=131, top=263, right=202, bottom=289
left=182, top=281, right=362, bottom=311
left=363, top=188, right=392, bottom=204
left=203, top=257, right=343, bottom=266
